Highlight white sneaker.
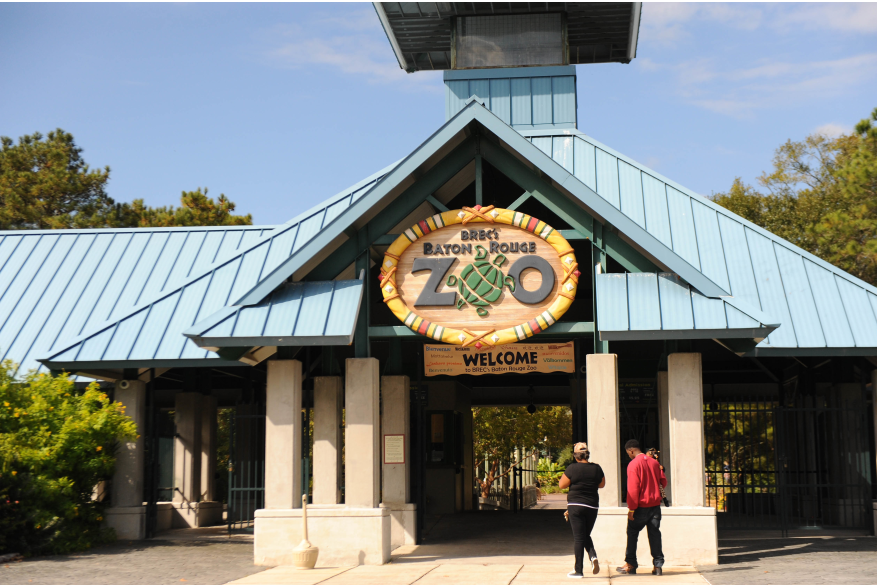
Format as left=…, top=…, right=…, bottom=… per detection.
left=567, top=571, right=584, bottom=578
left=590, top=558, right=600, bottom=575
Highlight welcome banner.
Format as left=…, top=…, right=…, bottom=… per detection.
left=423, top=341, right=575, bottom=376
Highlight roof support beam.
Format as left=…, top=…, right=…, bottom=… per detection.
left=305, top=136, right=477, bottom=281
left=369, top=321, right=595, bottom=339
left=479, top=137, right=659, bottom=274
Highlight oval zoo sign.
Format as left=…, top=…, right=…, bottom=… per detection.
left=380, top=205, right=580, bottom=347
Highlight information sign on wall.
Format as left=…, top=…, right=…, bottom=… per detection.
left=383, top=434, right=405, bottom=464
left=423, top=341, right=575, bottom=376
left=380, top=206, right=579, bottom=347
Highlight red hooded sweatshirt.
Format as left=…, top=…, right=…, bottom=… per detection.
left=626, top=453, right=667, bottom=510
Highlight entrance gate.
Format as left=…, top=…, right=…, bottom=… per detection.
left=227, top=403, right=265, bottom=533
left=704, top=396, right=871, bottom=536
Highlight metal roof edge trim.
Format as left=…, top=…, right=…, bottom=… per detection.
left=373, top=2, right=408, bottom=71
left=281, top=160, right=402, bottom=227
left=708, top=291, right=781, bottom=330
left=183, top=306, right=239, bottom=338
left=0, top=225, right=276, bottom=236
left=469, top=107, right=732, bottom=297
left=444, top=66, right=577, bottom=81
left=42, top=358, right=246, bottom=370
left=232, top=101, right=489, bottom=307
left=600, top=327, right=773, bottom=342
left=628, top=3, right=642, bottom=60
left=745, top=347, right=877, bottom=358
left=190, top=334, right=354, bottom=348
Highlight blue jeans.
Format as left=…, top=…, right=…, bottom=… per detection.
left=624, top=506, right=664, bottom=569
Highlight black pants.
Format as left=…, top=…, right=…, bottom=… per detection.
left=624, top=505, right=664, bottom=569
left=568, top=505, right=599, bottom=573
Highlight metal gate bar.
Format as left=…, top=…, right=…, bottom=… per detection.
left=704, top=395, right=870, bottom=536
left=228, top=404, right=266, bottom=534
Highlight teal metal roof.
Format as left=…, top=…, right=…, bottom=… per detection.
left=595, top=272, right=777, bottom=347
left=184, top=277, right=364, bottom=349
left=445, top=66, right=577, bottom=130
left=522, top=128, right=877, bottom=355
left=29, top=98, right=877, bottom=371
left=0, top=225, right=273, bottom=374
left=39, top=164, right=395, bottom=371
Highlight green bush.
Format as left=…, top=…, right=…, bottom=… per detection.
left=0, top=362, right=136, bottom=555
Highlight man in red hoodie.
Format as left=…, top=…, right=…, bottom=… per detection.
left=617, top=439, right=666, bottom=575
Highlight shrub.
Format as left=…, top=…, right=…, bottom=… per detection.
left=0, top=362, right=136, bottom=555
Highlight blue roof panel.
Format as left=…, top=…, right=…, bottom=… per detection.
left=528, top=123, right=877, bottom=353
left=596, top=272, right=777, bottom=344
left=0, top=226, right=270, bottom=373
left=184, top=278, right=364, bottom=349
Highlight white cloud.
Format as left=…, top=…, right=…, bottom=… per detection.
left=641, top=2, right=763, bottom=44
left=643, top=52, right=877, bottom=119
left=777, top=3, right=877, bottom=33
left=814, top=123, right=852, bottom=137
left=641, top=2, right=877, bottom=45
left=260, top=19, right=441, bottom=92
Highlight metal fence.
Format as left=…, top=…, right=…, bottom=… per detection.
left=704, top=396, right=871, bottom=536
left=227, top=404, right=265, bottom=534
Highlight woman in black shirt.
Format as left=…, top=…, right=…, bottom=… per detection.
left=559, top=441, right=605, bottom=577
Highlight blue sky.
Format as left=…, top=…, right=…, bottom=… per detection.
left=2, top=2, right=876, bottom=226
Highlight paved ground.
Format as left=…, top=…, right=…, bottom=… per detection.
left=230, top=563, right=706, bottom=585
left=231, top=506, right=706, bottom=585
left=698, top=532, right=877, bottom=585
left=0, top=529, right=267, bottom=585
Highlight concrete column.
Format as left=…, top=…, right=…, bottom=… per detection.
left=313, top=376, right=343, bottom=505
left=380, top=375, right=416, bottom=548
left=657, top=371, right=672, bottom=503
left=668, top=353, right=705, bottom=507
left=381, top=375, right=410, bottom=504
left=586, top=353, right=621, bottom=506
left=174, top=392, right=202, bottom=503
left=265, top=359, right=303, bottom=509
left=200, top=395, right=217, bottom=502
left=105, top=380, right=148, bottom=539
left=345, top=358, right=380, bottom=508
left=112, top=381, right=147, bottom=507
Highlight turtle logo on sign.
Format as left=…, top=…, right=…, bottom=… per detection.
left=446, top=245, right=516, bottom=317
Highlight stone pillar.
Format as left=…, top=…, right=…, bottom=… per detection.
left=668, top=353, right=705, bottom=507
left=380, top=375, right=416, bottom=547
left=657, top=371, right=672, bottom=503
left=106, top=380, right=147, bottom=539
left=313, top=376, right=343, bottom=505
left=345, top=358, right=380, bottom=508
left=586, top=353, right=621, bottom=506
left=265, top=359, right=303, bottom=509
left=200, top=396, right=217, bottom=502
left=380, top=376, right=410, bottom=503
left=174, top=392, right=202, bottom=504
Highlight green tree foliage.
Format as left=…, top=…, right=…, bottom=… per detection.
left=0, top=130, right=112, bottom=229
left=0, top=363, right=137, bottom=555
left=712, top=107, right=877, bottom=284
left=1, top=129, right=252, bottom=229
left=473, top=406, right=571, bottom=498
left=116, top=188, right=252, bottom=227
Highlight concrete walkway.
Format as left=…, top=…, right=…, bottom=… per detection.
left=232, top=509, right=708, bottom=585
left=228, top=563, right=707, bottom=585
